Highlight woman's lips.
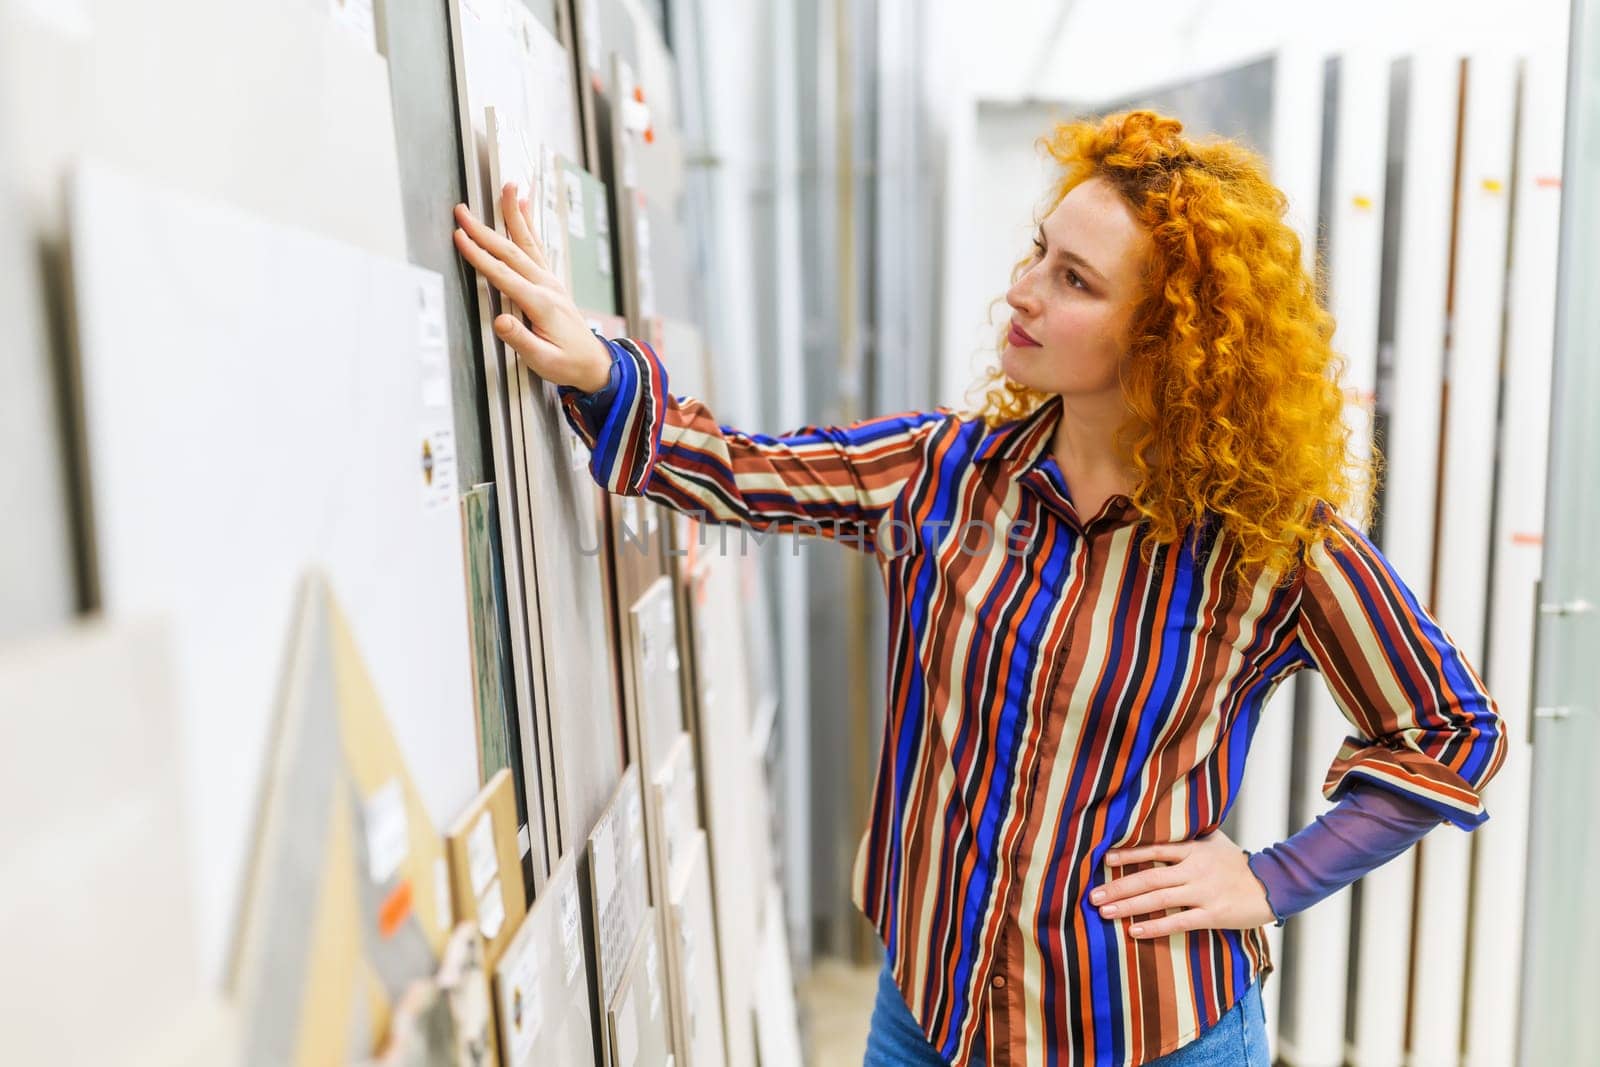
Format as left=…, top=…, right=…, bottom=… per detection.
left=1008, top=321, right=1041, bottom=348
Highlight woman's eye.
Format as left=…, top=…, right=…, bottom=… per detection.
left=1031, top=238, right=1046, bottom=258
left=1066, top=270, right=1085, bottom=290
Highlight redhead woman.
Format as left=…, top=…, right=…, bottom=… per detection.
left=452, top=109, right=1507, bottom=1067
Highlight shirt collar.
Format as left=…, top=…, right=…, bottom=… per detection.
left=975, top=394, right=1144, bottom=527
left=972, top=393, right=1063, bottom=470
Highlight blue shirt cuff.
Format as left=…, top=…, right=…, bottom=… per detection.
left=558, top=333, right=624, bottom=423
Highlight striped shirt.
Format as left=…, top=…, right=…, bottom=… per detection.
left=558, top=335, right=1510, bottom=1066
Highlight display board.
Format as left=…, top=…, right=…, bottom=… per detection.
left=370, top=922, right=497, bottom=1066
left=1408, top=52, right=1518, bottom=1067
left=647, top=734, right=704, bottom=1063
left=454, top=0, right=624, bottom=862
left=493, top=853, right=597, bottom=1067
left=445, top=768, right=527, bottom=968
left=450, top=0, right=572, bottom=876
left=687, top=554, right=764, bottom=1067
left=1465, top=46, right=1564, bottom=1067
left=68, top=163, right=478, bottom=985
left=0, top=128, right=73, bottom=638
left=587, top=768, right=651, bottom=1014
left=753, top=880, right=804, bottom=1067
left=562, top=157, right=621, bottom=315
left=1, top=1, right=406, bottom=252
left=605, top=918, right=674, bottom=1067
left=666, top=832, right=728, bottom=1067
left=1346, top=49, right=1459, bottom=1067
left=1279, top=49, right=1389, bottom=1067
left=460, top=484, right=518, bottom=791
left=230, top=576, right=454, bottom=1065
left=627, top=577, right=687, bottom=779
left=0, top=620, right=236, bottom=1067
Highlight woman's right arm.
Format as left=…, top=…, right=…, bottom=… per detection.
left=555, top=333, right=948, bottom=554
left=453, top=184, right=948, bottom=556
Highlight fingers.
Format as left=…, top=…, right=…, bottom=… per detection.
left=492, top=313, right=563, bottom=377
left=453, top=200, right=552, bottom=287
left=518, top=196, right=539, bottom=254
left=454, top=225, right=555, bottom=321
left=1091, top=862, right=1183, bottom=908
left=1126, top=909, right=1207, bottom=939
left=500, top=182, right=550, bottom=273
left=1096, top=884, right=1196, bottom=922
left=1106, top=842, right=1192, bottom=866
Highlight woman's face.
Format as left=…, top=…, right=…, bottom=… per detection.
left=1002, top=177, right=1150, bottom=401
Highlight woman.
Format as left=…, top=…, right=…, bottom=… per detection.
left=453, top=109, right=1508, bottom=1067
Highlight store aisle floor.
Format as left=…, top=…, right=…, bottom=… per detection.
left=799, top=957, right=880, bottom=1066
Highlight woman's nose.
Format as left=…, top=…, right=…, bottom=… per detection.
left=1006, top=274, right=1036, bottom=316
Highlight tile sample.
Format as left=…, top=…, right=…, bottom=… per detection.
left=666, top=833, right=727, bottom=1067
left=0, top=620, right=234, bottom=1066
left=493, top=854, right=596, bottom=1067
left=445, top=768, right=526, bottom=968
left=486, top=105, right=625, bottom=857
left=627, top=576, right=686, bottom=780
left=448, top=0, right=589, bottom=877
left=68, top=164, right=477, bottom=984
left=587, top=768, right=651, bottom=1010
left=231, top=576, right=452, bottom=1065
left=562, top=157, right=619, bottom=316
left=606, top=918, right=673, bottom=1067
left=459, top=484, right=517, bottom=787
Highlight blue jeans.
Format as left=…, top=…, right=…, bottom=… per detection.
left=863, top=960, right=1269, bottom=1066
left=1147, top=975, right=1270, bottom=1066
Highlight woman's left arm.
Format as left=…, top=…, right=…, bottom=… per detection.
left=1088, top=505, right=1510, bottom=937
left=1088, top=782, right=1442, bottom=936
left=1243, top=780, right=1444, bottom=927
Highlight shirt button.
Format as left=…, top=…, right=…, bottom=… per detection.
left=991, top=975, right=1007, bottom=989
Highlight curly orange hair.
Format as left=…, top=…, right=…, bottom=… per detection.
left=969, top=108, right=1377, bottom=586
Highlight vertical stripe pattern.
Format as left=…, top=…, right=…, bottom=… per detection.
left=560, top=337, right=1509, bottom=1066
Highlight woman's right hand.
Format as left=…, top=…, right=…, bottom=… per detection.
left=452, top=182, right=613, bottom=394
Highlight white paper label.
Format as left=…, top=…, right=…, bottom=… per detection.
left=560, top=881, right=583, bottom=984
left=435, top=856, right=453, bottom=930
left=565, top=171, right=586, bottom=239
left=477, top=876, right=506, bottom=941
left=419, top=428, right=458, bottom=511
left=467, top=811, right=498, bottom=898
left=363, top=780, right=408, bottom=884
left=504, top=943, right=543, bottom=1063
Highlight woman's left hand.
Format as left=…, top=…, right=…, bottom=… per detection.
left=1090, top=829, right=1277, bottom=938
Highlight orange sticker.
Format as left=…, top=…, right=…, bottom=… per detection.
left=1511, top=531, right=1543, bottom=546
left=1536, top=175, right=1562, bottom=189
left=379, top=878, right=414, bottom=939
